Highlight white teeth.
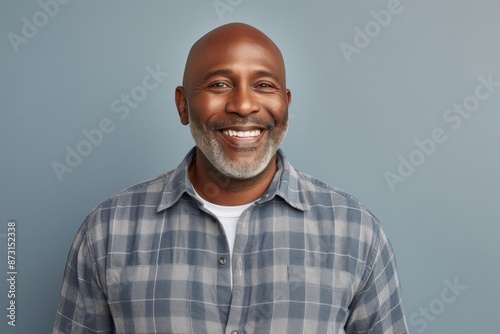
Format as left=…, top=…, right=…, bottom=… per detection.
left=222, top=129, right=262, bottom=138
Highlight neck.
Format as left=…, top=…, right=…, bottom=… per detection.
left=189, top=149, right=277, bottom=206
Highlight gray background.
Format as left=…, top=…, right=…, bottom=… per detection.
left=1, top=0, right=499, bottom=333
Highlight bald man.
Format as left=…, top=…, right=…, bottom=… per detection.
left=53, top=23, right=409, bottom=334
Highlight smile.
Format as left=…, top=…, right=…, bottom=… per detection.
left=217, top=127, right=267, bottom=150
left=221, top=129, right=263, bottom=138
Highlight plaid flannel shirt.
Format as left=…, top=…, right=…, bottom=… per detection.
left=53, top=148, right=409, bottom=334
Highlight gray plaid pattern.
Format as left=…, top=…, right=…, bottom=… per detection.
left=53, top=148, right=409, bottom=334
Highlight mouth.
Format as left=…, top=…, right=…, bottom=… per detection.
left=220, top=128, right=263, bottom=138
left=217, top=126, right=267, bottom=150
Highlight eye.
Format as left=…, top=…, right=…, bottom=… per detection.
left=255, top=82, right=277, bottom=91
left=209, top=82, right=229, bottom=88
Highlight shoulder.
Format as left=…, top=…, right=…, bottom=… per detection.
left=295, top=166, right=378, bottom=219
left=296, top=168, right=362, bottom=205
left=285, top=163, right=383, bottom=241
left=83, top=172, right=171, bottom=229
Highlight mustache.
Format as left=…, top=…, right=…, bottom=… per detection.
left=209, top=116, right=275, bottom=130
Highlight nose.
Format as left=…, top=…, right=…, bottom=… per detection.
left=225, top=86, right=260, bottom=117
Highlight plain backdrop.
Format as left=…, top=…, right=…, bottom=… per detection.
left=1, top=0, right=499, bottom=333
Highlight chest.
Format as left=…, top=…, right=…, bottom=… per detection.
left=104, top=202, right=361, bottom=333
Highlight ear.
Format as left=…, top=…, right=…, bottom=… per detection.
left=286, top=88, right=292, bottom=108
left=175, top=86, right=189, bottom=125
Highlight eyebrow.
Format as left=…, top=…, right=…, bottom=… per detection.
left=202, top=69, right=233, bottom=82
left=202, top=68, right=282, bottom=84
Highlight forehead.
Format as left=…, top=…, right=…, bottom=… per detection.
left=185, top=33, right=286, bottom=84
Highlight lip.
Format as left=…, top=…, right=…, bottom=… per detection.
left=217, top=127, right=267, bottom=150
left=218, top=125, right=265, bottom=131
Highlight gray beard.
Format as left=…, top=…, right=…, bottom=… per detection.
left=189, top=119, right=287, bottom=180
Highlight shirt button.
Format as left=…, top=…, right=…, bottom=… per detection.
left=218, top=257, right=227, bottom=265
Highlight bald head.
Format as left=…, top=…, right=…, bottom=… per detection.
left=182, top=23, right=286, bottom=88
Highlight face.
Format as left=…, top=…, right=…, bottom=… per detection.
left=176, top=31, right=291, bottom=180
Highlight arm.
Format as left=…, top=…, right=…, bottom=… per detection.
left=53, top=220, right=114, bottom=333
left=345, top=226, right=409, bottom=333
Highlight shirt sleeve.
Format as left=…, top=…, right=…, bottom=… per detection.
left=52, top=219, right=115, bottom=333
left=345, top=225, right=409, bottom=333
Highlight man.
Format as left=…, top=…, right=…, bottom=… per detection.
left=53, top=23, right=409, bottom=333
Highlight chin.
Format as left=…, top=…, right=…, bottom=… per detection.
left=212, top=150, right=275, bottom=180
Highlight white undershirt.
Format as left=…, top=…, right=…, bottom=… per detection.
left=193, top=189, right=253, bottom=288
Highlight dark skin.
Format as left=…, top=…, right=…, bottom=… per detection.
left=175, top=23, right=291, bottom=206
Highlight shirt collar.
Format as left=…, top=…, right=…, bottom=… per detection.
left=157, top=147, right=197, bottom=212
left=252, top=149, right=308, bottom=211
left=157, top=147, right=309, bottom=213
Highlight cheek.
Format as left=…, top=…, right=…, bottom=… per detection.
left=190, top=96, right=226, bottom=121
left=263, top=99, right=288, bottom=124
